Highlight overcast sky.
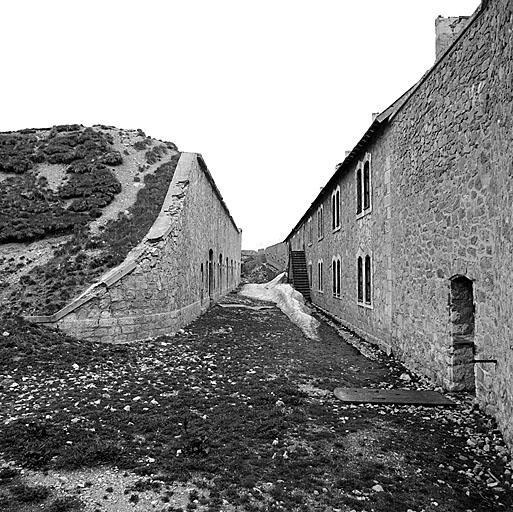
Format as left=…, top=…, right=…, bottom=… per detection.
left=1, top=0, right=480, bottom=250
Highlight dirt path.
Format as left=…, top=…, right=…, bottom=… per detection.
left=0, top=293, right=512, bottom=511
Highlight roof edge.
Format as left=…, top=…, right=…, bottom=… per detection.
left=196, top=154, right=241, bottom=234
left=283, top=1, right=487, bottom=244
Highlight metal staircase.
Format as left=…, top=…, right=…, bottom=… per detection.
left=289, top=250, right=311, bottom=301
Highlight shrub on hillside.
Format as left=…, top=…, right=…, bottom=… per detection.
left=0, top=126, right=123, bottom=243
left=8, top=153, right=180, bottom=315
left=145, top=144, right=168, bottom=164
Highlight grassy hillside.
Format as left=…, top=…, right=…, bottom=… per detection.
left=0, top=125, right=180, bottom=316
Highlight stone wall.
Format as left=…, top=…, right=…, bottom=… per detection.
left=390, top=0, right=513, bottom=446
left=288, top=129, right=393, bottom=351
left=285, top=0, right=513, bottom=449
left=264, top=242, right=288, bottom=271
left=28, top=153, right=242, bottom=342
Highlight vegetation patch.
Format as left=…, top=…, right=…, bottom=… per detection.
left=0, top=301, right=511, bottom=511
left=0, top=125, right=122, bottom=243
left=0, top=125, right=180, bottom=316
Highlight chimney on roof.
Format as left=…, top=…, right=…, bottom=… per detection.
left=372, top=113, right=379, bottom=122
left=345, top=150, right=351, bottom=158
left=435, top=16, right=470, bottom=61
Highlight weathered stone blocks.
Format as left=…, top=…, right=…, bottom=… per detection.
left=28, top=153, right=241, bottom=343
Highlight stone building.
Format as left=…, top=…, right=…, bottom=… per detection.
left=264, top=242, right=288, bottom=272
left=30, top=153, right=242, bottom=342
left=284, top=0, right=513, bottom=449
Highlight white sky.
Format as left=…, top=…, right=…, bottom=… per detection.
left=0, top=0, right=480, bottom=250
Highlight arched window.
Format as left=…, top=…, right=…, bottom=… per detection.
left=200, top=263, right=204, bottom=300
left=332, top=194, right=336, bottom=230
left=317, top=205, right=324, bottom=240
left=208, top=250, right=214, bottom=297
left=364, top=255, right=371, bottom=304
left=331, top=186, right=341, bottom=230
left=332, top=258, right=337, bottom=296
left=357, top=256, right=363, bottom=302
left=219, top=254, right=223, bottom=291
left=336, top=188, right=340, bottom=228
left=336, top=258, right=341, bottom=298
left=363, top=161, right=370, bottom=210
left=356, top=168, right=362, bottom=214
left=318, top=259, right=324, bottom=292
left=332, top=256, right=341, bottom=298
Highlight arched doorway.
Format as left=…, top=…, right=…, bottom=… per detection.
left=219, top=253, right=223, bottom=292
left=200, top=263, right=204, bottom=301
left=449, top=275, right=475, bottom=391
left=208, top=249, right=214, bottom=298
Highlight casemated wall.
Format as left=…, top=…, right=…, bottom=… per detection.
left=28, top=153, right=242, bottom=342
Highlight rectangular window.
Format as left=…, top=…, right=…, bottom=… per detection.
left=308, top=262, right=313, bottom=288
left=318, top=260, right=323, bottom=292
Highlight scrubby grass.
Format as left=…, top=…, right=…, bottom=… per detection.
left=0, top=464, right=82, bottom=511
left=0, top=303, right=511, bottom=511
left=0, top=125, right=122, bottom=243
left=0, top=134, right=179, bottom=315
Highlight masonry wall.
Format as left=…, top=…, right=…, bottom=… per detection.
left=264, top=242, right=288, bottom=271
left=288, top=130, right=393, bottom=349
left=286, top=0, right=513, bottom=450
left=389, top=0, right=513, bottom=445
left=29, top=153, right=241, bottom=342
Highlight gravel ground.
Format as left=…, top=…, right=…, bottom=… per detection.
left=0, top=291, right=512, bottom=511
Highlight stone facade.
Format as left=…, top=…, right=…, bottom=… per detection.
left=283, top=0, right=513, bottom=450
left=29, top=153, right=242, bottom=342
left=264, top=242, right=288, bottom=272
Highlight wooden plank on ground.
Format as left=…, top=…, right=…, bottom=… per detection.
left=333, top=387, right=456, bottom=406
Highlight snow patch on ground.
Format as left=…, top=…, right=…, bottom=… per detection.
left=240, top=273, right=320, bottom=340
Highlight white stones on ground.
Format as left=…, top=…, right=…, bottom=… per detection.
left=399, top=372, right=412, bottom=382
left=371, top=484, right=384, bottom=492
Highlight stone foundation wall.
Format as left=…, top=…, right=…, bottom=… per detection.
left=29, top=153, right=241, bottom=342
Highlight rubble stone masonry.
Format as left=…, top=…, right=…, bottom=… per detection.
left=390, top=0, right=513, bottom=446
left=284, top=0, right=513, bottom=450
left=29, top=153, right=241, bottom=343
